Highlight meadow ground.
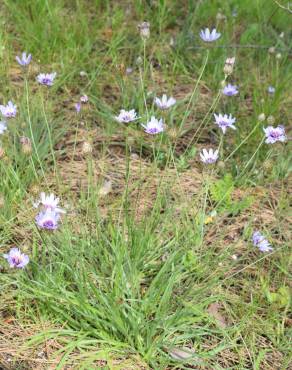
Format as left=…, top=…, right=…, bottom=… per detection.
left=0, top=0, right=291, bottom=369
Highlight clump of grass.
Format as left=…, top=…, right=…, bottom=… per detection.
left=0, top=0, right=291, bottom=369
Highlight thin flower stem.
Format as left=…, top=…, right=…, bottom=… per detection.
left=25, top=78, right=48, bottom=185
left=182, top=78, right=225, bottom=156
left=240, top=136, right=265, bottom=176
left=224, top=121, right=261, bottom=162
left=179, top=49, right=209, bottom=132
left=40, top=92, right=58, bottom=182
left=171, top=50, right=210, bottom=157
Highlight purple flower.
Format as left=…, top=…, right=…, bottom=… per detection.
left=154, top=94, right=176, bottom=110
left=222, top=84, right=238, bottom=96
left=214, top=113, right=236, bottom=134
left=252, top=231, right=273, bottom=252
left=36, top=72, right=57, bottom=86
left=263, top=125, right=286, bottom=144
left=0, top=121, right=7, bottom=134
left=115, top=109, right=139, bottom=123
left=0, top=101, right=17, bottom=118
left=199, top=28, right=221, bottom=42
left=16, top=52, right=32, bottom=66
left=200, top=148, right=219, bottom=164
left=33, top=192, right=65, bottom=214
left=75, top=102, right=81, bottom=113
left=142, top=116, right=164, bottom=134
left=80, top=95, right=88, bottom=103
left=267, top=86, right=275, bottom=94
left=36, top=209, right=60, bottom=230
left=3, top=248, right=29, bottom=269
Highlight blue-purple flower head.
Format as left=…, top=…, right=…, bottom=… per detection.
left=3, top=248, right=29, bottom=269
left=267, top=86, right=275, bottom=94
left=199, top=28, right=221, bottom=42
left=36, top=209, right=60, bottom=230
left=263, top=125, right=286, bottom=144
left=75, top=102, right=81, bottom=113
left=34, top=192, right=65, bottom=230
left=214, top=113, right=236, bottom=134
left=36, top=72, right=57, bottom=86
left=16, top=52, right=32, bottom=66
left=200, top=148, right=219, bottom=164
left=222, top=84, right=238, bottom=96
left=154, top=94, right=176, bottom=110
left=115, top=109, right=139, bottom=123
left=0, top=101, right=17, bottom=119
left=252, top=231, right=273, bottom=252
left=142, top=116, right=164, bottom=134
left=0, top=121, right=7, bottom=134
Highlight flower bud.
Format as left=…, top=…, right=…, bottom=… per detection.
left=138, top=22, right=150, bottom=39
left=257, top=113, right=266, bottom=122
left=136, top=56, right=143, bottom=65
left=276, top=53, right=282, bottom=60
left=20, top=136, right=32, bottom=155
left=267, top=115, right=275, bottom=125
left=223, top=57, right=235, bottom=76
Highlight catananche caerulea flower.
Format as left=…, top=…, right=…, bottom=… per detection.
left=16, top=52, right=32, bottom=66
left=33, top=192, right=65, bottom=214
left=142, top=116, right=164, bottom=134
left=115, top=109, right=139, bottom=123
left=75, top=102, right=81, bottom=113
left=222, top=84, right=238, bottom=96
left=154, top=94, right=176, bottom=110
left=36, top=209, right=60, bottom=230
left=200, top=148, right=219, bottom=164
left=0, top=101, right=17, bottom=118
left=80, top=95, right=88, bottom=103
left=0, top=121, right=7, bottom=134
left=36, top=72, right=57, bottom=86
left=214, top=113, right=236, bottom=134
left=199, top=28, right=221, bottom=42
left=267, top=86, right=275, bottom=94
left=3, top=248, right=29, bottom=268
left=263, top=125, right=286, bottom=144
left=252, top=231, right=273, bottom=252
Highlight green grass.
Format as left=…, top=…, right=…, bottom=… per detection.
left=0, top=0, right=291, bottom=369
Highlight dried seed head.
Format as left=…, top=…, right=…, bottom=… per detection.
left=268, top=47, right=276, bottom=54
left=262, top=159, right=273, bottom=172
left=167, top=127, right=179, bottom=139
left=267, top=115, right=275, bottom=125
left=0, top=147, right=5, bottom=158
left=30, top=184, right=40, bottom=196
left=216, top=12, right=226, bottom=21
left=258, top=113, right=266, bottom=122
left=82, top=141, right=93, bottom=155
left=138, top=22, right=150, bottom=39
